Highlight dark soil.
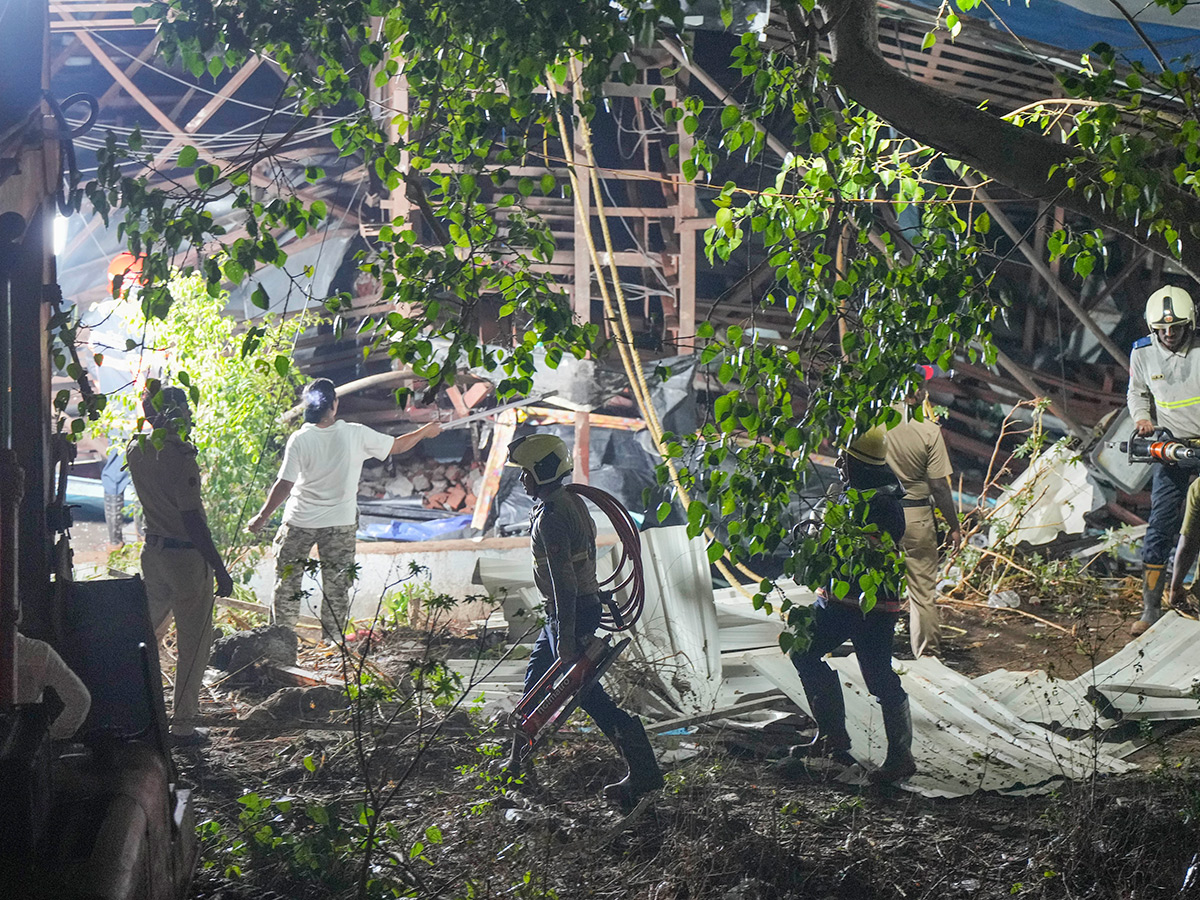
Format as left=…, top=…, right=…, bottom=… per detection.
left=177, top=579, right=1200, bottom=900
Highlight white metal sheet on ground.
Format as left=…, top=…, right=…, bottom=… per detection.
left=741, top=649, right=1133, bottom=798
left=972, top=668, right=1099, bottom=730
left=621, top=527, right=723, bottom=715
left=1073, top=612, right=1200, bottom=696
left=975, top=614, right=1200, bottom=730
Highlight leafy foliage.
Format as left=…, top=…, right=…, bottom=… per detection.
left=94, top=274, right=313, bottom=576
left=87, top=0, right=1200, bottom=639
left=658, top=29, right=996, bottom=619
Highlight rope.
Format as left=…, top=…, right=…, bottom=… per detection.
left=555, top=63, right=761, bottom=597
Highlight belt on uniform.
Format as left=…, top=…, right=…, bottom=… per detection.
left=145, top=534, right=196, bottom=550
left=901, top=498, right=932, bottom=508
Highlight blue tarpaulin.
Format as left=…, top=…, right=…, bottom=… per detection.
left=901, top=0, right=1200, bottom=65
left=358, top=514, right=473, bottom=542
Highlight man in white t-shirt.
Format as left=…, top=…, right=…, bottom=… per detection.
left=248, top=378, right=442, bottom=642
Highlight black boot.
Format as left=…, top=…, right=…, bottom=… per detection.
left=104, top=493, right=125, bottom=546
left=602, top=716, right=664, bottom=811
left=776, top=684, right=854, bottom=774
left=868, top=697, right=916, bottom=784
left=1133, top=564, right=1166, bottom=637
left=492, top=737, right=538, bottom=792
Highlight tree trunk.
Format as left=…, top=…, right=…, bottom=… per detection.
left=810, top=0, right=1200, bottom=281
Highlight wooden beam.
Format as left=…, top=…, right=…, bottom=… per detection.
left=573, top=410, right=590, bottom=485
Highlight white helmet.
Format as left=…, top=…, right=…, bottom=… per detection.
left=1146, top=286, right=1195, bottom=329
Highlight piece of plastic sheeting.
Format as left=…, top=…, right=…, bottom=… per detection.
left=356, top=514, right=472, bottom=542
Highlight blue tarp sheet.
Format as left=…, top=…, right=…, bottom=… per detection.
left=358, top=514, right=473, bottom=542
left=903, top=0, right=1200, bottom=65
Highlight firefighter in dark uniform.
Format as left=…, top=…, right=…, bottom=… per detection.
left=502, top=433, right=663, bottom=809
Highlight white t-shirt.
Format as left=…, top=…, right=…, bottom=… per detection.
left=17, top=634, right=92, bottom=739
left=279, top=420, right=394, bottom=528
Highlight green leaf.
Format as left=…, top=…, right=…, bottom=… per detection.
left=195, top=164, right=219, bottom=188
left=656, top=501, right=672, bottom=523
left=721, top=105, right=740, bottom=129
left=274, top=355, right=290, bottom=377
left=176, top=145, right=199, bottom=169
left=250, top=285, right=269, bottom=310
left=707, top=540, right=725, bottom=563
left=540, top=173, right=556, bottom=195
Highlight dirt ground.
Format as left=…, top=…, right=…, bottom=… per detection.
left=168, top=574, right=1200, bottom=900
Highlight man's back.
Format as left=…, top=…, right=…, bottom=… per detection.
left=885, top=416, right=952, bottom=499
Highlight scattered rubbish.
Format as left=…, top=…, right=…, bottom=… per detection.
left=987, top=590, right=1021, bottom=608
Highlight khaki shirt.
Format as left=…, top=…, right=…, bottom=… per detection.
left=126, top=433, right=206, bottom=541
left=885, top=416, right=953, bottom=501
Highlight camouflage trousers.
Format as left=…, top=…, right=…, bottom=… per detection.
left=272, top=522, right=358, bottom=639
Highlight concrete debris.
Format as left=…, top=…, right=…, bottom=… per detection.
left=360, top=461, right=482, bottom=513
left=210, top=624, right=298, bottom=671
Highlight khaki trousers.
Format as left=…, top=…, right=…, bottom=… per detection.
left=272, top=522, right=358, bottom=638
left=141, top=545, right=214, bottom=733
left=902, top=504, right=941, bottom=658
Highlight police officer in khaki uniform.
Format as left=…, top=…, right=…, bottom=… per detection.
left=127, top=387, right=233, bottom=745
left=885, top=399, right=961, bottom=658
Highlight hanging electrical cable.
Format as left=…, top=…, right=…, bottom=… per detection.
left=551, top=63, right=760, bottom=597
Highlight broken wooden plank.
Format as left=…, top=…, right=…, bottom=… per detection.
left=645, top=694, right=791, bottom=734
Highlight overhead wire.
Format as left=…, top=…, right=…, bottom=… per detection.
left=92, top=31, right=302, bottom=114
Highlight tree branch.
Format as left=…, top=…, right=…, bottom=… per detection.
left=812, top=0, right=1200, bottom=280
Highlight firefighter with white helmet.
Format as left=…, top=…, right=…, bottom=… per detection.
left=1128, top=285, right=1200, bottom=635
left=500, top=432, right=663, bottom=808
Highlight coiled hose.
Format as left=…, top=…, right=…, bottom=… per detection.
left=566, top=483, right=644, bottom=632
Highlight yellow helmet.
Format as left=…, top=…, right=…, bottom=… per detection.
left=846, top=425, right=889, bottom=466
left=1146, top=286, right=1195, bottom=329
left=506, top=433, right=572, bottom=485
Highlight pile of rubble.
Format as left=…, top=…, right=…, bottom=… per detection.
left=360, top=461, right=485, bottom=513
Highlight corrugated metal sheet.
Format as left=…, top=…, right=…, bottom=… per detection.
left=740, top=649, right=1134, bottom=798
left=973, top=612, right=1200, bottom=729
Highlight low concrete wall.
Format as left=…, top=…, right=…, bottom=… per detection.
left=244, top=535, right=538, bottom=625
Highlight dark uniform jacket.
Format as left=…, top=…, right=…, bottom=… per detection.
left=530, top=485, right=600, bottom=640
